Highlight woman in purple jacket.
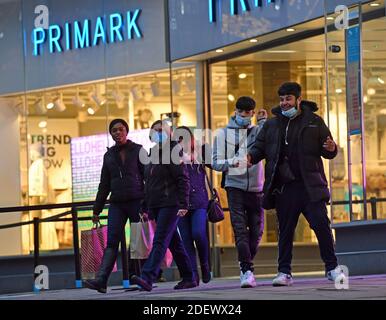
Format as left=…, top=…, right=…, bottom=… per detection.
left=174, top=126, right=212, bottom=285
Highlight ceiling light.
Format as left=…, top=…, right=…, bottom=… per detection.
left=377, top=77, right=385, bottom=85
left=73, top=95, right=86, bottom=108
left=112, top=90, right=125, bottom=109
left=335, top=88, right=343, bottom=94
left=87, top=107, right=96, bottom=115
left=238, top=73, right=247, bottom=79
left=38, top=120, right=47, bottom=129
left=286, top=28, right=296, bottom=32
left=367, top=88, right=376, bottom=95
left=363, top=95, right=368, bottom=103
left=326, top=16, right=334, bottom=20
left=46, top=102, right=54, bottom=110
left=89, top=86, right=106, bottom=106
left=215, top=49, right=224, bottom=53
left=369, top=3, right=380, bottom=7
left=150, top=79, right=161, bottom=97
left=228, top=94, right=235, bottom=102
left=34, top=98, right=47, bottom=115
left=54, top=94, right=66, bottom=112
left=130, top=85, right=143, bottom=101
left=249, top=39, right=258, bottom=43
left=185, top=76, right=195, bottom=92
left=172, top=78, right=182, bottom=95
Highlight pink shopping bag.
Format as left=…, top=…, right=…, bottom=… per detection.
left=80, top=224, right=117, bottom=279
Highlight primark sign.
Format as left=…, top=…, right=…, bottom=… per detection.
left=32, top=7, right=143, bottom=56
left=208, top=0, right=277, bottom=22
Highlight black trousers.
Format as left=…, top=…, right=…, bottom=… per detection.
left=274, top=181, right=338, bottom=275
left=226, top=187, right=264, bottom=273
left=106, top=201, right=144, bottom=278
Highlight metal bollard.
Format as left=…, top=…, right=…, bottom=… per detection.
left=121, top=232, right=130, bottom=288
left=33, top=217, right=40, bottom=293
left=71, top=208, right=82, bottom=288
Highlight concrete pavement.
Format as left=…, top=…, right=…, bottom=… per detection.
left=1, top=272, right=386, bottom=300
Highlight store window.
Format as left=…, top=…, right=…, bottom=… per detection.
left=6, top=68, right=199, bottom=252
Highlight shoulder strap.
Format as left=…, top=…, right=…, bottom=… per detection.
left=204, top=169, right=215, bottom=197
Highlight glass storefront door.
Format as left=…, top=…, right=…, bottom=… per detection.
left=324, top=0, right=386, bottom=223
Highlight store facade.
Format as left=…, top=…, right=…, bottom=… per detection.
left=167, top=0, right=386, bottom=275
left=1, top=0, right=386, bottom=277
left=0, top=0, right=201, bottom=256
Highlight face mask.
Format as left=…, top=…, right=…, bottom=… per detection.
left=235, top=114, right=252, bottom=127
left=152, top=131, right=168, bottom=144
left=281, top=107, right=298, bottom=118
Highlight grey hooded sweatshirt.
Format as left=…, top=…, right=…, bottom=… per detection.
left=212, top=116, right=265, bottom=192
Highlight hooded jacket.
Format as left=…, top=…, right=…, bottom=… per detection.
left=212, top=116, right=265, bottom=193
left=248, top=100, right=337, bottom=209
left=144, top=141, right=190, bottom=210
left=93, top=140, right=145, bottom=215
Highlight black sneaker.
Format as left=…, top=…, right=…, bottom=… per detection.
left=173, top=280, right=198, bottom=290
left=130, top=275, right=153, bottom=292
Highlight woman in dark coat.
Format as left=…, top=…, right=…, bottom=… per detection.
left=84, top=118, right=146, bottom=293
left=131, top=120, right=196, bottom=291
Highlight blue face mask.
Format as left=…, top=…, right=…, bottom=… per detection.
left=281, top=107, right=298, bottom=118
left=152, top=131, right=168, bottom=144
left=235, top=114, right=252, bottom=127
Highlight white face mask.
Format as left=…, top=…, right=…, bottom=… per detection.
left=281, top=107, right=298, bottom=118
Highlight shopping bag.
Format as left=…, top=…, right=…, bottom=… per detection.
left=80, top=223, right=117, bottom=279
left=130, top=217, right=155, bottom=259
left=130, top=217, right=174, bottom=267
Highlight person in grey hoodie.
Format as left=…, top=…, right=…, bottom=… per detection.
left=212, top=96, right=266, bottom=288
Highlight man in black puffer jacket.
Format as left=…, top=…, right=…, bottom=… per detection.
left=248, top=82, right=346, bottom=287
left=85, top=118, right=147, bottom=293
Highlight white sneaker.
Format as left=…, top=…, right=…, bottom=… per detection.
left=272, top=272, right=293, bottom=286
left=240, top=270, right=256, bottom=288
left=327, top=266, right=347, bottom=283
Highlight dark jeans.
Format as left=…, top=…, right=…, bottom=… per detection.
left=275, top=180, right=338, bottom=275
left=141, top=206, right=194, bottom=285
left=106, top=200, right=143, bottom=277
left=226, top=188, right=265, bottom=273
left=178, top=208, right=210, bottom=279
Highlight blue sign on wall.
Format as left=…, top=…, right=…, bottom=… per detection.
left=208, top=0, right=276, bottom=23
left=33, top=10, right=143, bottom=56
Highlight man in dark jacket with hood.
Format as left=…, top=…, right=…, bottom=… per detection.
left=248, top=82, right=346, bottom=287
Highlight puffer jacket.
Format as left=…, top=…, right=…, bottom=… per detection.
left=93, top=140, right=145, bottom=215
left=248, top=100, right=338, bottom=209
left=144, top=141, right=190, bottom=210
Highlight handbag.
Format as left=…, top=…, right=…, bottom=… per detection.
left=204, top=169, right=225, bottom=223
left=80, top=223, right=118, bottom=279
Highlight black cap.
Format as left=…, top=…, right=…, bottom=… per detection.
left=278, top=82, right=302, bottom=98
left=235, top=96, right=256, bottom=111
left=109, top=118, right=129, bottom=134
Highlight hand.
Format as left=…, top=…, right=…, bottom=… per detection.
left=177, top=209, right=188, bottom=217
left=323, top=136, right=336, bottom=152
left=247, top=154, right=253, bottom=167
left=92, top=214, right=100, bottom=224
